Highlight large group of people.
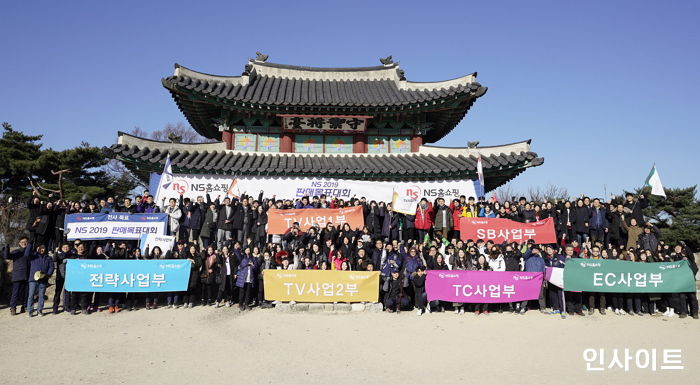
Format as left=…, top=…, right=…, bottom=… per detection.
left=2, top=189, right=698, bottom=319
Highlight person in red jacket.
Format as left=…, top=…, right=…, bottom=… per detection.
left=449, top=199, right=463, bottom=241
left=414, top=198, right=433, bottom=243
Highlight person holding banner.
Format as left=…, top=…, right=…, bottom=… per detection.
left=518, top=245, right=546, bottom=315
left=182, top=244, right=202, bottom=309
left=562, top=245, right=584, bottom=316
left=69, top=242, right=94, bottom=315
left=670, top=242, right=699, bottom=319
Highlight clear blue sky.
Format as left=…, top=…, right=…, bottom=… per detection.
left=1, top=1, right=698, bottom=198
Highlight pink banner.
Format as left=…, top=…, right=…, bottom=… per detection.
left=426, top=270, right=544, bottom=303
left=459, top=217, right=557, bottom=244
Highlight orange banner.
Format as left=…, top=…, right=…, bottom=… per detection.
left=267, top=206, right=365, bottom=234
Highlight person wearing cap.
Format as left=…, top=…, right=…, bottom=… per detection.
left=26, top=244, right=54, bottom=317
left=518, top=244, right=546, bottom=314
left=384, top=270, right=409, bottom=312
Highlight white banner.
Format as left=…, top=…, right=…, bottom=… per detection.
left=64, top=213, right=168, bottom=241
left=391, top=187, right=419, bottom=215
left=152, top=173, right=478, bottom=206
left=139, top=234, right=176, bottom=255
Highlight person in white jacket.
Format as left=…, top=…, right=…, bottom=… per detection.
left=162, top=198, right=182, bottom=237
left=487, top=246, right=506, bottom=272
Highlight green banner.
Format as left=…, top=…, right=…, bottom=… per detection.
left=563, top=259, right=696, bottom=293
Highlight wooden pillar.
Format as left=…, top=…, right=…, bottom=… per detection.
left=353, top=135, right=367, bottom=153
left=410, top=135, right=423, bottom=152
left=221, top=130, right=233, bottom=150
left=280, top=133, right=293, bottom=152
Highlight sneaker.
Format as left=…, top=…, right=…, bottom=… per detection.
left=387, top=308, right=395, bottom=313
left=70, top=310, right=77, bottom=315
left=454, top=309, right=459, bottom=314
left=679, top=313, right=688, bottom=319
left=114, top=306, right=121, bottom=313
left=599, top=309, right=606, bottom=315
left=576, top=311, right=585, bottom=316
left=226, top=302, right=232, bottom=307
left=474, top=311, right=480, bottom=316
left=459, top=308, right=464, bottom=314
left=560, top=312, right=566, bottom=319
left=416, top=309, right=422, bottom=316
left=636, top=312, right=644, bottom=316
left=108, top=306, right=115, bottom=314
left=10, top=308, right=16, bottom=316
left=483, top=310, right=490, bottom=315
left=188, top=303, right=193, bottom=308
left=183, top=302, right=189, bottom=308
left=439, top=306, right=445, bottom=312
left=167, top=304, right=173, bottom=309
left=519, top=308, right=526, bottom=315
left=215, top=301, right=220, bottom=308
left=426, top=304, right=432, bottom=314
left=588, top=309, right=594, bottom=315
left=614, top=309, right=620, bottom=315
left=38, top=312, right=45, bottom=317
left=666, top=310, right=676, bottom=318
left=692, top=314, right=699, bottom=319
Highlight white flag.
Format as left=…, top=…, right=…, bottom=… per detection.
left=644, top=165, right=666, bottom=198
left=476, top=155, right=485, bottom=197
left=155, top=155, right=173, bottom=202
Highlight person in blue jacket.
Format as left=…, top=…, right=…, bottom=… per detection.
left=518, top=244, right=546, bottom=314
left=3, top=237, right=32, bottom=316
left=27, top=244, right=55, bottom=317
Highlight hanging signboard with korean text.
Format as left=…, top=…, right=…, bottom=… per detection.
left=266, top=206, right=364, bottom=234
left=264, top=270, right=379, bottom=303
left=151, top=173, right=480, bottom=206
left=279, top=114, right=370, bottom=133
left=426, top=271, right=544, bottom=303
left=64, top=213, right=168, bottom=241
left=459, top=217, right=557, bottom=244
left=563, top=259, right=696, bottom=293
left=65, top=259, right=190, bottom=293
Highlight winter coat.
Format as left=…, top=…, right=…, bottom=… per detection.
left=4, top=243, right=32, bottom=282
left=588, top=207, right=608, bottom=230
left=162, top=205, right=182, bottom=235
left=574, top=206, right=590, bottom=233
left=28, top=252, right=54, bottom=283
left=235, top=255, right=258, bottom=288
left=623, top=222, right=643, bottom=250
left=253, top=211, right=268, bottom=240
left=433, top=204, right=453, bottom=230
left=523, top=248, right=545, bottom=273
left=414, top=203, right=434, bottom=230
left=218, top=253, right=239, bottom=292
left=180, top=201, right=203, bottom=230
left=381, top=208, right=399, bottom=239
left=217, top=205, right=235, bottom=231
left=200, top=208, right=218, bottom=239
left=487, top=254, right=506, bottom=271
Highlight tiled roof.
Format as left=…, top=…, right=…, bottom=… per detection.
left=106, top=143, right=543, bottom=184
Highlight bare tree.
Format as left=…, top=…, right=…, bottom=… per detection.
left=495, top=183, right=519, bottom=203
left=133, top=122, right=216, bottom=143
left=527, top=184, right=569, bottom=203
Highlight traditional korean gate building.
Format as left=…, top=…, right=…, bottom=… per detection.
left=107, top=54, right=543, bottom=193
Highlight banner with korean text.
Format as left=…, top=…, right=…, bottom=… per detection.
left=65, top=259, right=190, bottom=292
left=64, top=213, right=168, bottom=241
left=151, top=173, right=480, bottom=204
left=459, top=217, right=557, bottom=244
left=563, top=259, right=696, bottom=293
left=267, top=206, right=365, bottom=234
left=139, top=234, right=176, bottom=254
left=263, top=270, right=380, bottom=303
left=426, top=270, right=544, bottom=303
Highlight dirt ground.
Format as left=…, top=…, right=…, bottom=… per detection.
left=0, top=303, right=697, bottom=385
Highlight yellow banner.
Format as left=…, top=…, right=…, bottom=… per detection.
left=264, top=270, right=379, bottom=303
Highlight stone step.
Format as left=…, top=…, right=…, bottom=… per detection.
left=273, top=302, right=383, bottom=313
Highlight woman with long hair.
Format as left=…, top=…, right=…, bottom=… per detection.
left=200, top=245, right=219, bottom=306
